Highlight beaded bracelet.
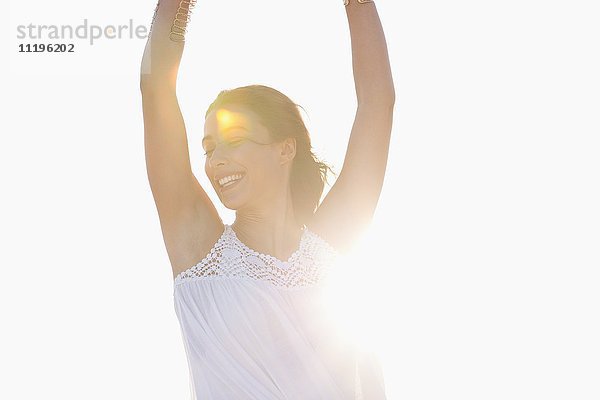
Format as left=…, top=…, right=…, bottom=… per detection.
left=170, top=0, right=198, bottom=42
left=344, top=0, right=374, bottom=5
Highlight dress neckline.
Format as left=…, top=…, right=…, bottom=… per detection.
left=226, top=223, right=307, bottom=266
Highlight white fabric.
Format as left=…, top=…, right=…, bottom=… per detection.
left=173, top=224, right=387, bottom=399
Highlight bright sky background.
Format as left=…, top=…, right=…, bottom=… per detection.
left=2, top=0, right=599, bottom=399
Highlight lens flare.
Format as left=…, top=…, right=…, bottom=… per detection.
left=216, top=109, right=250, bottom=140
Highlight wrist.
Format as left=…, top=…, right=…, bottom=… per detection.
left=344, top=0, right=374, bottom=5
left=170, top=0, right=198, bottom=42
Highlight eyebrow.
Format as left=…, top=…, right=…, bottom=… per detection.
left=202, top=126, right=249, bottom=145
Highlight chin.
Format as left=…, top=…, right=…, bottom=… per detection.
left=222, top=201, right=241, bottom=211
left=217, top=189, right=247, bottom=211
left=217, top=174, right=255, bottom=206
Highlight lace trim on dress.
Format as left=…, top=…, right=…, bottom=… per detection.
left=174, top=224, right=339, bottom=289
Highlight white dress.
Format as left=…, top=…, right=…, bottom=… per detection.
left=173, top=224, right=387, bottom=399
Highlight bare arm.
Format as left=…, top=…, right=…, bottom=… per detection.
left=310, top=0, right=396, bottom=252
left=140, top=0, right=221, bottom=274
left=140, top=0, right=191, bottom=88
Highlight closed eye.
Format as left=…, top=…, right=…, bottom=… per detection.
left=228, top=138, right=246, bottom=146
left=203, top=138, right=247, bottom=157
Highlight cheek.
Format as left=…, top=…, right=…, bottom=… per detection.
left=204, top=160, right=214, bottom=185
left=250, top=152, right=285, bottom=184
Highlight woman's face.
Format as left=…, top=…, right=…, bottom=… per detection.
left=203, top=104, right=293, bottom=210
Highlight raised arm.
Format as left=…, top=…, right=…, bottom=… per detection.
left=310, top=0, right=395, bottom=252
left=140, top=0, right=222, bottom=277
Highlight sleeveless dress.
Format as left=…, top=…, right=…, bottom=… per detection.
left=173, top=224, right=387, bottom=399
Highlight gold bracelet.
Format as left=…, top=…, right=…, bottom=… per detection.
left=170, top=0, right=198, bottom=42
left=344, top=0, right=374, bottom=5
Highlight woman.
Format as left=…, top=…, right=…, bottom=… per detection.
left=140, top=0, right=395, bottom=398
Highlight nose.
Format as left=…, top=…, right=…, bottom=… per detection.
left=208, top=144, right=228, bottom=168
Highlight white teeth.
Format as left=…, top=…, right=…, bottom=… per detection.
left=218, top=174, right=243, bottom=187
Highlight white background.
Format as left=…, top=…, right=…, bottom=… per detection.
left=2, top=0, right=599, bottom=399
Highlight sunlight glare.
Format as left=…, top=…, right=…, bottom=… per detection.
left=321, top=228, right=390, bottom=356
left=216, top=108, right=249, bottom=139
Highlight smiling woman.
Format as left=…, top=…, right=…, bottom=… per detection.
left=202, top=88, right=335, bottom=230
left=139, top=0, right=394, bottom=398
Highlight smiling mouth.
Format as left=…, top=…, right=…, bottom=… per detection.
left=217, top=173, right=245, bottom=191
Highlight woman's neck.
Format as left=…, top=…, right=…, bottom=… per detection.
left=232, top=196, right=303, bottom=261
